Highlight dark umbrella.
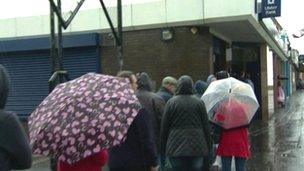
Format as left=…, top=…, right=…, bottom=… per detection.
left=28, top=73, right=141, bottom=164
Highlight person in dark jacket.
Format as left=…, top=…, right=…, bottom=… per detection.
left=160, top=75, right=212, bottom=171
left=109, top=71, right=158, bottom=171
left=0, top=65, right=32, bottom=171
left=194, top=80, right=208, bottom=98
left=136, top=72, right=166, bottom=170
left=157, top=76, right=177, bottom=103
left=136, top=72, right=165, bottom=151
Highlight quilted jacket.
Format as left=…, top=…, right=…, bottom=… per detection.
left=160, top=76, right=212, bottom=157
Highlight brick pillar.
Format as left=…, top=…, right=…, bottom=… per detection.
left=273, top=53, right=279, bottom=110
left=260, top=44, right=269, bottom=121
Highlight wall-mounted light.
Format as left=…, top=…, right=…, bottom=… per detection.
left=190, top=27, right=199, bottom=34
left=161, top=28, right=174, bottom=42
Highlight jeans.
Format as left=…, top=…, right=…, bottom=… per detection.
left=169, top=156, right=204, bottom=171
left=50, top=157, right=57, bottom=171
left=159, top=155, right=167, bottom=171
left=221, top=157, right=246, bottom=171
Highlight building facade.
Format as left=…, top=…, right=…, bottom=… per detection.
left=0, top=0, right=297, bottom=121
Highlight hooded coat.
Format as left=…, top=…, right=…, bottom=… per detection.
left=0, top=65, right=32, bottom=171
left=194, top=80, right=208, bottom=98
left=160, top=76, right=212, bottom=157
left=136, top=73, right=165, bottom=152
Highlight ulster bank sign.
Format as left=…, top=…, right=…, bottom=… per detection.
left=261, top=0, right=281, bottom=18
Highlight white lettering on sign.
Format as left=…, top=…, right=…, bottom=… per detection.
left=268, top=0, right=275, bottom=5
left=266, top=10, right=276, bottom=15
left=265, top=6, right=277, bottom=10
left=262, top=0, right=280, bottom=17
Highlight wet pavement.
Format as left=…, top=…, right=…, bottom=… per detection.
left=23, top=91, right=304, bottom=171
left=247, top=90, right=304, bottom=171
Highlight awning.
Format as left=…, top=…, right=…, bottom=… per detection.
left=204, top=14, right=288, bottom=61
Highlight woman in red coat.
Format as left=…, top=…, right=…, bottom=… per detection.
left=214, top=71, right=250, bottom=171
left=215, top=99, right=251, bottom=171
left=57, top=150, right=108, bottom=171
left=217, top=127, right=250, bottom=171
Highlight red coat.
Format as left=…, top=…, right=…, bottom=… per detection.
left=216, top=127, right=251, bottom=159
left=58, top=150, right=108, bottom=171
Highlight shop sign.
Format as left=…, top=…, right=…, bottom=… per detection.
left=261, top=0, right=281, bottom=18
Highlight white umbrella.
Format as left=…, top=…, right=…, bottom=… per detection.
left=201, top=77, right=259, bottom=129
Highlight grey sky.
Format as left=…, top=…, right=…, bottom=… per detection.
left=0, top=0, right=159, bottom=18
left=278, top=0, right=304, bottom=54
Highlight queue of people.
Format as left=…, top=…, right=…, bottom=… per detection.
left=0, top=63, right=256, bottom=171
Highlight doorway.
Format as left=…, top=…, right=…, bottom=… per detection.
left=231, top=43, right=262, bottom=120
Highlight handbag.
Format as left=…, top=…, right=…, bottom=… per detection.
left=210, top=122, right=222, bottom=144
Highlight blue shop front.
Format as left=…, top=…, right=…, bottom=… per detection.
left=0, top=33, right=102, bottom=119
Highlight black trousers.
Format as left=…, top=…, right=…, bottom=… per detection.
left=50, top=157, right=57, bottom=171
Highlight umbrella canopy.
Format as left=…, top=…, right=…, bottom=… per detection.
left=28, top=73, right=141, bottom=164
left=201, top=77, right=259, bottom=129
left=213, top=99, right=251, bottom=129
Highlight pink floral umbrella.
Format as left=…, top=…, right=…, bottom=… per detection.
left=28, top=73, right=141, bottom=164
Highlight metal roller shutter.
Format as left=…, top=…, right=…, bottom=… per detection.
left=0, top=50, right=51, bottom=119
left=0, top=46, right=100, bottom=119
left=63, top=46, right=100, bottom=79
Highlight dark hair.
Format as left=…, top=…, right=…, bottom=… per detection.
left=117, top=70, right=135, bottom=84
left=194, top=80, right=207, bottom=95
left=278, top=81, right=281, bottom=86
left=215, top=70, right=229, bottom=80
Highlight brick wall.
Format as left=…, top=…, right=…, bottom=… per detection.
left=101, top=26, right=213, bottom=87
